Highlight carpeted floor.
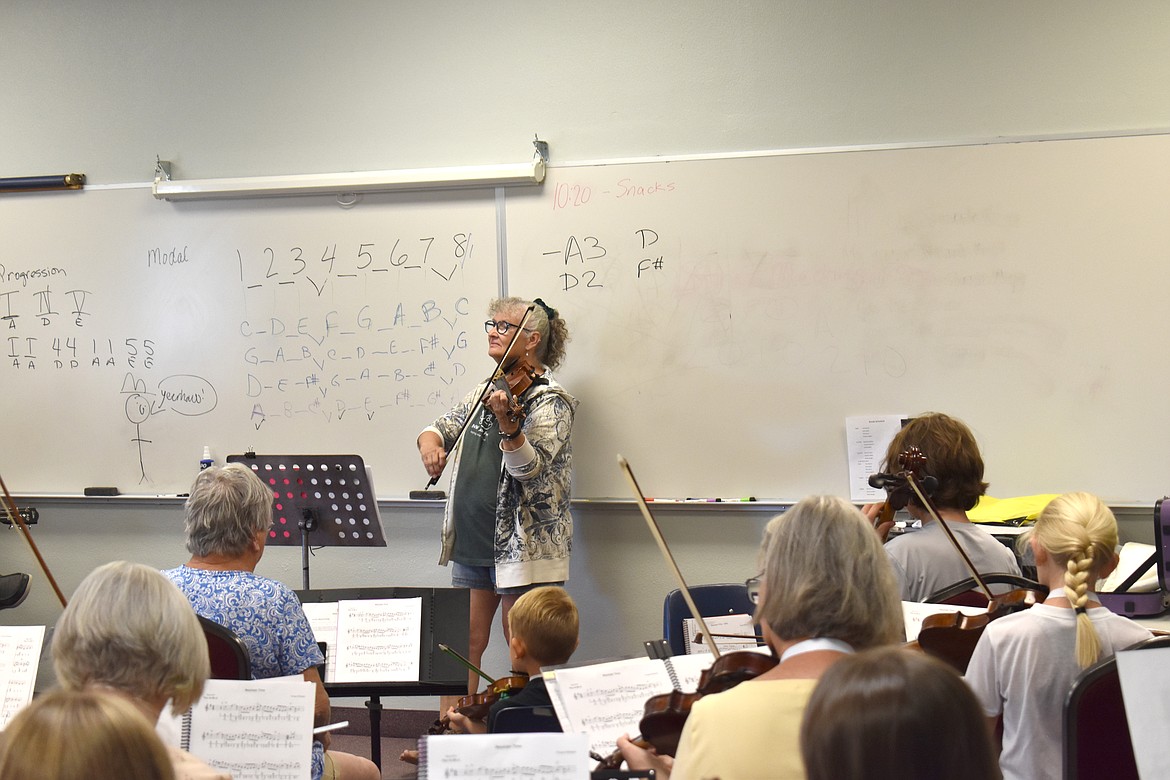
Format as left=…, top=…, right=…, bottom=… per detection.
left=328, top=707, right=435, bottom=780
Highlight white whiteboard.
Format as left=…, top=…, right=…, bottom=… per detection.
left=1, top=187, right=499, bottom=495
left=506, top=135, right=1170, bottom=503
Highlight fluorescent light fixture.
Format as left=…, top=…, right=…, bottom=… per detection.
left=0, top=173, right=86, bottom=194
left=153, top=159, right=545, bottom=201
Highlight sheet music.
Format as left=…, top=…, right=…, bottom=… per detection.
left=333, top=597, right=422, bottom=682
left=0, top=625, right=44, bottom=729
left=901, top=601, right=988, bottom=642
left=300, top=601, right=340, bottom=682
left=1116, top=645, right=1170, bottom=779
left=682, top=613, right=757, bottom=654
left=544, top=657, right=676, bottom=758
left=661, top=652, right=716, bottom=693
left=846, top=414, right=907, bottom=501
left=187, top=678, right=314, bottom=780
left=421, top=732, right=589, bottom=779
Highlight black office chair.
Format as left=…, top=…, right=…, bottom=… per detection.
left=1063, top=634, right=1170, bottom=780
left=198, top=615, right=252, bottom=680
left=491, top=704, right=563, bottom=733
left=662, top=584, right=759, bottom=656
left=925, top=574, right=1048, bottom=607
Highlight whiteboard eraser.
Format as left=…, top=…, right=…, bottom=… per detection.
left=409, top=490, right=446, bottom=501
left=83, top=487, right=120, bottom=496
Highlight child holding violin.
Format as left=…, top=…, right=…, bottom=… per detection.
left=964, top=492, right=1152, bottom=780
left=619, top=495, right=904, bottom=780
left=866, top=412, right=1022, bottom=601
left=399, top=586, right=579, bottom=763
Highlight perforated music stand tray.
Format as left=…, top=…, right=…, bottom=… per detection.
left=227, top=454, right=386, bottom=588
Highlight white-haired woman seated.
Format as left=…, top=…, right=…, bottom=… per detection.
left=619, top=495, right=905, bottom=780
left=164, top=464, right=378, bottom=780
left=51, top=560, right=227, bottom=780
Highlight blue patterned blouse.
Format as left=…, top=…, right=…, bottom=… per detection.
left=163, top=566, right=326, bottom=779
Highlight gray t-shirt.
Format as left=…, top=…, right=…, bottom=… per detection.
left=885, top=519, right=1022, bottom=601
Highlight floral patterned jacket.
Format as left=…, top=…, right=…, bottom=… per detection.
left=424, top=374, right=577, bottom=588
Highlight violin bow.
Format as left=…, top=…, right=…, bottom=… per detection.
left=897, top=448, right=996, bottom=603
left=0, top=472, right=67, bottom=608
left=420, top=304, right=536, bottom=491
left=438, top=642, right=496, bottom=685
left=618, top=455, right=722, bottom=657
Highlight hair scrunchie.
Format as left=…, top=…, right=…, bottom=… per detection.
left=533, top=297, right=557, bottom=320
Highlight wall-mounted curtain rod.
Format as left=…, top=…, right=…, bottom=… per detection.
left=0, top=174, right=86, bottom=194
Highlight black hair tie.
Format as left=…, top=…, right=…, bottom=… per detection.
left=1075, top=605, right=1088, bottom=615
left=533, top=297, right=557, bottom=320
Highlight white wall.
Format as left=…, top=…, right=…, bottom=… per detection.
left=5, top=1, right=1170, bottom=182
left=3, top=1, right=1168, bottom=705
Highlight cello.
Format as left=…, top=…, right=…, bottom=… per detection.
left=872, top=447, right=1044, bottom=672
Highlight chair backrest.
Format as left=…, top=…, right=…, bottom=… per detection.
left=1063, top=634, right=1170, bottom=780
left=198, top=615, right=252, bottom=680
left=491, top=705, right=562, bottom=733
left=662, top=583, right=758, bottom=656
left=925, top=574, right=1049, bottom=607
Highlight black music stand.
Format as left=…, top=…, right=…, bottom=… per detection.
left=227, top=454, right=386, bottom=589
left=296, top=586, right=470, bottom=769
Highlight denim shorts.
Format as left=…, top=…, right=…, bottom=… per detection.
left=450, top=562, right=563, bottom=596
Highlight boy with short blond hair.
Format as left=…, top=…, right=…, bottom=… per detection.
left=401, top=586, right=579, bottom=764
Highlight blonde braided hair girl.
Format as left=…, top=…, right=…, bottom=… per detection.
left=1022, top=492, right=1119, bottom=668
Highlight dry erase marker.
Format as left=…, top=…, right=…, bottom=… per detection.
left=716, top=497, right=757, bottom=502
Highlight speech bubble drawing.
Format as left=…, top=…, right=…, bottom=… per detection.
left=155, top=374, right=218, bottom=416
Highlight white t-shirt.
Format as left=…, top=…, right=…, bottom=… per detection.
left=965, top=603, right=1152, bottom=780
left=885, top=519, right=1022, bottom=601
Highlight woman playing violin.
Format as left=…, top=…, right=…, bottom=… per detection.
left=619, top=495, right=904, bottom=780
left=417, top=297, right=577, bottom=696
left=865, top=412, right=1021, bottom=601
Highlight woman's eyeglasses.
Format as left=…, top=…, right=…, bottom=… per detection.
left=484, top=320, right=530, bottom=336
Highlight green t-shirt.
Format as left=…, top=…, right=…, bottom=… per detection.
left=450, top=405, right=504, bottom=566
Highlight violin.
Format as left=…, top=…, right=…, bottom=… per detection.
left=489, top=354, right=543, bottom=427
left=428, top=643, right=528, bottom=734
left=873, top=448, right=1045, bottom=672
left=429, top=674, right=529, bottom=732
left=632, top=649, right=779, bottom=759
left=419, top=305, right=537, bottom=491
left=600, top=456, right=777, bottom=768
